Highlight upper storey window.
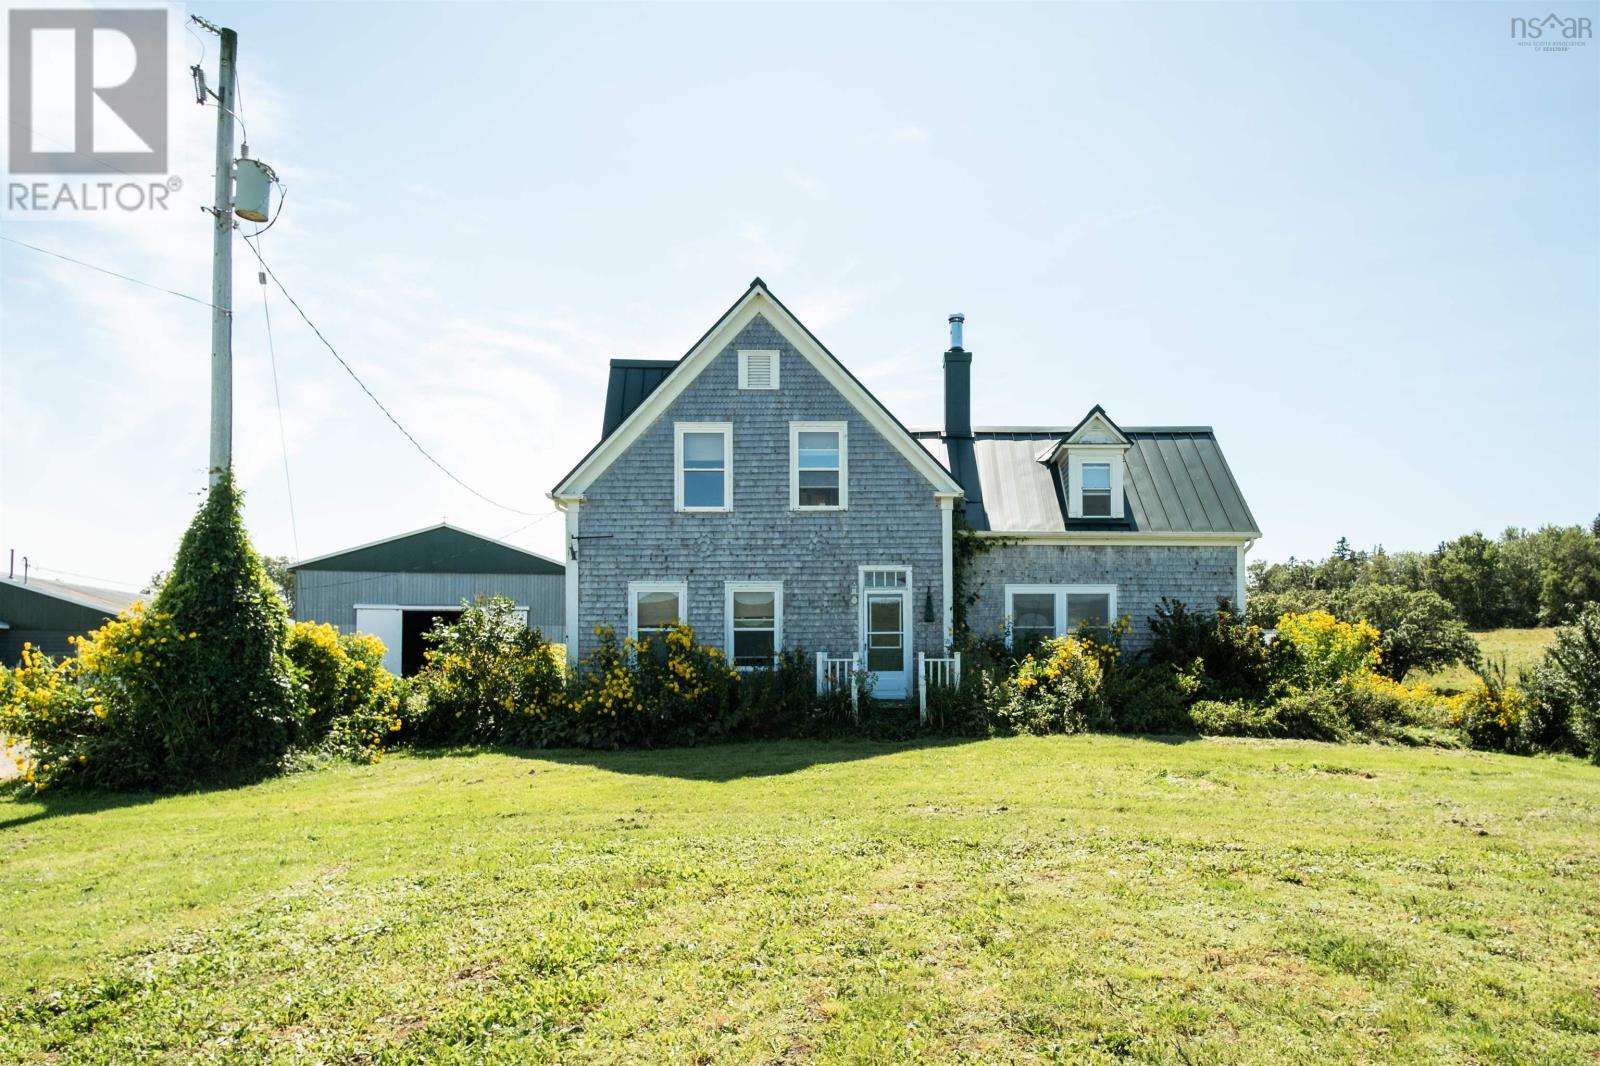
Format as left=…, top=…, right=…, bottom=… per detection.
left=1080, top=462, right=1112, bottom=517
left=790, top=421, right=848, bottom=510
left=674, top=422, right=732, bottom=512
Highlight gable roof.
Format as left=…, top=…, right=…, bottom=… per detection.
left=602, top=359, right=677, bottom=439
left=913, top=427, right=1259, bottom=537
left=553, top=280, right=963, bottom=499
left=291, top=522, right=564, bottom=574
left=0, top=576, right=138, bottom=615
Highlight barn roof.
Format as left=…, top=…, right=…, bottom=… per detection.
left=290, top=523, right=564, bottom=575
left=0, top=576, right=138, bottom=629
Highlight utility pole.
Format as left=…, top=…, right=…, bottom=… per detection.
left=205, top=22, right=237, bottom=485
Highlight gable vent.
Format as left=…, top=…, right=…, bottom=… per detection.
left=738, top=349, right=780, bottom=390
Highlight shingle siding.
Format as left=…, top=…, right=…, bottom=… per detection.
left=575, top=314, right=947, bottom=660
left=965, top=542, right=1239, bottom=651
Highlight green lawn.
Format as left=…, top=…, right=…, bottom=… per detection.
left=2, top=739, right=1597, bottom=1064
left=1408, top=627, right=1559, bottom=692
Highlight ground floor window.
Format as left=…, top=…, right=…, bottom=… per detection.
left=628, top=581, right=687, bottom=642
left=725, top=581, right=782, bottom=668
left=1003, top=584, right=1117, bottom=649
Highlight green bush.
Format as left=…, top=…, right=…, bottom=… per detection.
left=408, top=597, right=567, bottom=747
left=1190, top=691, right=1349, bottom=741
left=1274, top=611, right=1381, bottom=690
left=2, top=475, right=299, bottom=792
left=1516, top=661, right=1579, bottom=755
left=142, top=473, right=296, bottom=785
left=1545, top=603, right=1600, bottom=763
left=564, top=624, right=738, bottom=748
left=1146, top=599, right=1273, bottom=704
left=284, top=621, right=401, bottom=763
left=983, top=635, right=1106, bottom=736
left=1102, top=664, right=1195, bottom=734
left=1450, top=658, right=1527, bottom=754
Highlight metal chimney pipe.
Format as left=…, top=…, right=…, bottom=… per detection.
left=948, top=312, right=965, bottom=351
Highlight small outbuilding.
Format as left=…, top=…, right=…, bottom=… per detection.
left=289, top=522, right=565, bottom=676
left=0, top=576, right=139, bottom=665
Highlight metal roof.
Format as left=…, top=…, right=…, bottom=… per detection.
left=913, top=428, right=1259, bottom=536
left=602, top=359, right=677, bottom=439
left=291, top=523, right=564, bottom=574
left=0, top=576, right=138, bottom=628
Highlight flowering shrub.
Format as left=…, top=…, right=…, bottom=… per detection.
left=284, top=621, right=402, bottom=763
left=1451, top=658, right=1527, bottom=753
left=1275, top=611, right=1381, bottom=690
left=409, top=597, right=567, bottom=746
left=566, top=624, right=737, bottom=747
left=985, top=634, right=1107, bottom=736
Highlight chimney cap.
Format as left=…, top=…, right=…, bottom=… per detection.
left=948, top=312, right=965, bottom=323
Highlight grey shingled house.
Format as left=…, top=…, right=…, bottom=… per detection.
left=551, top=280, right=1258, bottom=699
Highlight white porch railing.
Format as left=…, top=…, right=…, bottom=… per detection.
left=815, top=652, right=859, bottom=717
left=917, top=651, right=962, bottom=724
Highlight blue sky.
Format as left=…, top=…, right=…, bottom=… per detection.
left=1, top=1, right=1596, bottom=590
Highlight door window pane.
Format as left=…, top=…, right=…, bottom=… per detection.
left=866, top=596, right=903, bottom=672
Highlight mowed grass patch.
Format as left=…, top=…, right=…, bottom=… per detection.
left=0, top=737, right=1597, bottom=1064
left=1409, top=627, right=1558, bottom=693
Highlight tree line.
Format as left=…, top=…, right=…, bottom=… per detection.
left=1249, top=520, right=1600, bottom=630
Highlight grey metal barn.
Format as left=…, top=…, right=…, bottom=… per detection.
left=290, top=523, right=564, bottom=676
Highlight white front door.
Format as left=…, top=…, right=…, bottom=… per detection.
left=861, top=580, right=910, bottom=700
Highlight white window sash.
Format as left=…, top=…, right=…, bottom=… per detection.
left=674, top=422, right=733, bottom=513
left=628, top=580, right=688, bottom=641
left=789, top=421, right=848, bottom=510
left=724, top=581, right=783, bottom=668
left=1002, top=584, right=1118, bottom=648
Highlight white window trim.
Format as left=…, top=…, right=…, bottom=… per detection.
left=738, top=349, right=780, bottom=390
left=789, top=420, right=849, bottom=511
left=1002, top=583, right=1118, bottom=648
left=674, top=422, right=733, bottom=513
left=724, top=580, right=783, bottom=669
left=1065, top=445, right=1126, bottom=520
left=627, top=580, right=688, bottom=641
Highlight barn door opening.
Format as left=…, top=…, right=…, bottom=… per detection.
left=401, top=609, right=462, bottom=677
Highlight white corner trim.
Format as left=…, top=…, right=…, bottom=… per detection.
left=789, top=420, right=848, bottom=511
left=553, top=286, right=963, bottom=498
left=562, top=500, right=581, bottom=651
left=738, top=349, right=780, bottom=390
left=939, top=496, right=954, bottom=650
left=673, top=421, right=733, bottom=513
left=724, top=580, right=784, bottom=663
left=627, top=579, right=688, bottom=640
left=1237, top=538, right=1256, bottom=611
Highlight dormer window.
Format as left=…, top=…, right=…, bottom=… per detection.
left=1050, top=406, right=1131, bottom=521
left=1081, top=462, right=1112, bottom=517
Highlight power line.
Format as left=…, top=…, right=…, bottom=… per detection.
left=0, top=235, right=221, bottom=311
left=255, top=231, right=301, bottom=558
left=240, top=235, right=544, bottom=517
